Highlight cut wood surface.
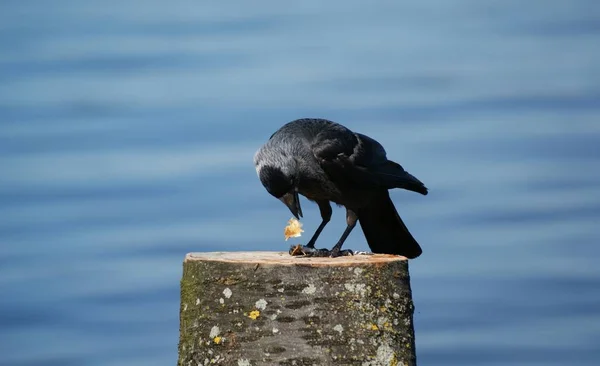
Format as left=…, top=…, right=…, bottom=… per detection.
left=185, top=251, right=408, bottom=265
left=178, top=251, right=417, bottom=366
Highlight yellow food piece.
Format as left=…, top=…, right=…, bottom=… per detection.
left=284, top=218, right=304, bottom=240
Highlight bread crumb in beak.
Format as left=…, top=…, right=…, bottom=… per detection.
left=284, top=218, right=304, bottom=240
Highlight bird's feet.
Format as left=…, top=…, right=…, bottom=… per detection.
left=289, top=244, right=353, bottom=258
left=289, top=244, right=325, bottom=257
left=329, top=247, right=354, bottom=258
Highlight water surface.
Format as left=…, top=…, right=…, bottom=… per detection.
left=1, top=1, right=599, bottom=365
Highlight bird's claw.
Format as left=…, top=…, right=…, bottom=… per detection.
left=329, top=248, right=354, bottom=258
left=289, top=244, right=354, bottom=258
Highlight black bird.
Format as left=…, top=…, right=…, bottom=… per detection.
left=254, top=118, right=428, bottom=258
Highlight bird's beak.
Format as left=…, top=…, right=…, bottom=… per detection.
left=280, top=191, right=303, bottom=220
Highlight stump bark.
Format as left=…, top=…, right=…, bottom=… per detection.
left=178, top=252, right=417, bottom=366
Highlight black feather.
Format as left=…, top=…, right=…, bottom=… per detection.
left=358, top=190, right=423, bottom=258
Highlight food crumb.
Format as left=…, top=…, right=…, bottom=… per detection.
left=284, top=218, right=304, bottom=240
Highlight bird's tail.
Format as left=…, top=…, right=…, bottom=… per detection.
left=376, top=161, right=428, bottom=195
left=357, top=190, right=423, bottom=258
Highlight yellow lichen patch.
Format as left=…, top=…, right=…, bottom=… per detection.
left=248, top=310, right=260, bottom=320
left=370, top=324, right=379, bottom=331
left=284, top=218, right=303, bottom=240
left=213, top=336, right=222, bottom=344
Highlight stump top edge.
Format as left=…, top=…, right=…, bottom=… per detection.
left=185, top=251, right=407, bottom=266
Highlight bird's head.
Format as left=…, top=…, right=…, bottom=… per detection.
left=256, top=159, right=303, bottom=220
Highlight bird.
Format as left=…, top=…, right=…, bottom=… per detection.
left=253, top=118, right=428, bottom=258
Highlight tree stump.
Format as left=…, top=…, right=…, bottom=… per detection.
left=178, top=252, right=417, bottom=366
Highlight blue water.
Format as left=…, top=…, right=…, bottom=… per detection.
left=1, top=1, right=599, bottom=365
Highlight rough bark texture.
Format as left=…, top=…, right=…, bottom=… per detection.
left=178, top=252, right=417, bottom=366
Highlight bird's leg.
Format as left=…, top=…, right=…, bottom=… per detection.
left=306, top=201, right=332, bottom=248
left=329, top=209, right=358, bottom=258
left=289, top=200, right=332, bottom=257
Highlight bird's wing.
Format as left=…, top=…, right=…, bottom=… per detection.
left=313, top=130, right=427, bottom=194
left=311, top=127, right=381, bottom=188
left=310, top=123, right=358, bottom=162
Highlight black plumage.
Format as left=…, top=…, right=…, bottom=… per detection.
left=254, top=118, right=428, bottom=258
